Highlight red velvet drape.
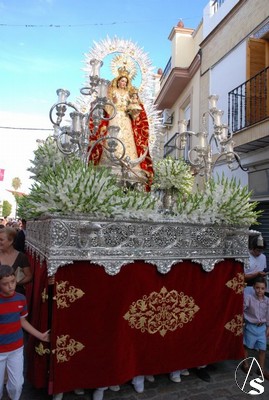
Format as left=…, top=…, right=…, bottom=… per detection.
left=26, top=256, right=49, bottom=388
left=26, top=259, right=244, bottom=395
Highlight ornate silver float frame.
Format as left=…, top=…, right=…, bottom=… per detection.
left=26, top=216, right=249, bottom=276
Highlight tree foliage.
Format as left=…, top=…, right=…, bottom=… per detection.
left=11, top=177, right=22, bottom=191
left=2, top=200, right=12, bottom=217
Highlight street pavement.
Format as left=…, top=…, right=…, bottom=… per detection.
left=3, top=355, right=269, bottom=400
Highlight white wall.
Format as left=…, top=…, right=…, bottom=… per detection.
left=213, top=162, right=248, bottom=186
left=0, top=111, right=51, bottom=217
left=203, top=0, right=241, bottom=39
left=209, top=41, right=246, bottom=118
left=209, top=42, right=248, bottom=185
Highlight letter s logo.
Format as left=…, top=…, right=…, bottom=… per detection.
left=235, top=357, right=265, bottom=395
left=248, top=377, right=264, bottom=395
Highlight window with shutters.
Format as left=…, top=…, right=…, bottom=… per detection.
left=246, top=38, right=269, bottom=125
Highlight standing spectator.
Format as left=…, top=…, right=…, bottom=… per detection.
left=241, top=276, right=269, bottom=379
left=0, top=264, right=50, bottom=400
left=14, top=219, right=27, bottom=253
left=0, top=227, right=32, bottom=295
left=244, top=235, right=267, bottom=297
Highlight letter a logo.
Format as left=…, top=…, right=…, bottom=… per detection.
left=235, top=357, right=264, bottom=395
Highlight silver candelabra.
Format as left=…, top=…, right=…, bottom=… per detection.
left=49, top=59, right=122, bottom=165
left=177, top=95, right=247, bottom=181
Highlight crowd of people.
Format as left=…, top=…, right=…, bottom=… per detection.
left=0, top=217, right=24, bottom=230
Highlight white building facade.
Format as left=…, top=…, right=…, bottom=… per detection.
left=155, top=0, right=269, bottom=257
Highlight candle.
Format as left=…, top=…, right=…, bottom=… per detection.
left=90, top=59, right=103, bottom=77
left=70, top=112, right=83, bottom=133
left=178, top=119, right=188, bottom=134
left=225, top=139, right=234, bottom=154
left=56, top=89, right=70, bottom=103
left=53, top=125, right=60, bottom=137
left=197, top=132, right=207, bottom=149
left=98, top=79, right=110, bottom=98
left=219, top=124, right=228, bottom=142
left=178, top=133, right=187, bottom=149
left=213, top=110, right=224, bottom=126
left=208, top=94, right=219, bottom=109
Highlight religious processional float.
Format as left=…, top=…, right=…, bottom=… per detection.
left=18, top=37, right=261, bottom=276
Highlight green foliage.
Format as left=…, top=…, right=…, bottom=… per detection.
left=11, top=177, right=22, bottom=191
left=2, top=200, right=12, bottom=217
left=119, top=188, right=156, bottom=211
left=16, top=195, right=30, bottom=220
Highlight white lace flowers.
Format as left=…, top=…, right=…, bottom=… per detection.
left=152, top=157, right=194, bottom=194
left=17, top=139, right=261, bottom=227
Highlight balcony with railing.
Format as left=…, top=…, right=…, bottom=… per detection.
left=212, top=0, right=226, bottom=14
left=228, top=66, right=269, bottom=133
left=163, top=131, right=179, bottom=158
left=160, top=57, right=171, bottom=85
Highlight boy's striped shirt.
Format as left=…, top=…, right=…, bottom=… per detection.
left=0, top=291, right=28, bottom=352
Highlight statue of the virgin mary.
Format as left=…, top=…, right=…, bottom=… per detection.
left=86, top=40, right=157, bottom=189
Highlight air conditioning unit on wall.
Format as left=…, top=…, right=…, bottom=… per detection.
left=162, top=109, right=173, bottom=126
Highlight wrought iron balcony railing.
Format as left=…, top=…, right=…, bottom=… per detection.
left=160, top=57, right=172, bottom=84
left=228, top=66, right=269, bottom=132
left=164, top=131, right=180, bottom=157
left=212, top=0, right=226, bottom=13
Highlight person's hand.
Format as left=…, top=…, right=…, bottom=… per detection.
left=266, top=327, right=269, bottom=337
left=258, top=271, right=268, bottom=277
left=40, top=329, right=50, bottom=342
left=48, top=276, right=55, bottom=285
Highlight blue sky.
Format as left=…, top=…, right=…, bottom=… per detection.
left=0, top=0, right=209, bottom=211
left=0, top=0, right=209, bottom=117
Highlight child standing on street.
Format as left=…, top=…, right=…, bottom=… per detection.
left=0, top=264, right=50, bottom=400
left=242, top=276, right=269, bottom=379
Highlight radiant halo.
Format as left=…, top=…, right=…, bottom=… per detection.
left=77, top=36, right=163, bottom=159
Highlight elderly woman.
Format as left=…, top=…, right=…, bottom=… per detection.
left=0, top=227, right=32, bottom=294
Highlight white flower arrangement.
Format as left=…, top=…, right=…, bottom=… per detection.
left=17, top=138, right=261, bottom=227
left=17, top=158, right=157, bottom=219
left=174, top=174, right=261, bottom=227
left=28, top=137, right=67, bottom=181
left=152, top=157, right=194, bottom=194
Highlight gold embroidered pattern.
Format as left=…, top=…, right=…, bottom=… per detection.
left=53, top=281, right=85, bottom=308
left=52, top=335, right=85, bottom=363
left=225, top=314, right=243, bottom=336
left=35, top=342, right=50, bottom=356
left=123, top=286, right=199, bottom=337
left=41, top=288, right=48, bottom=303
left=226, top=272, right=245, bottom=294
